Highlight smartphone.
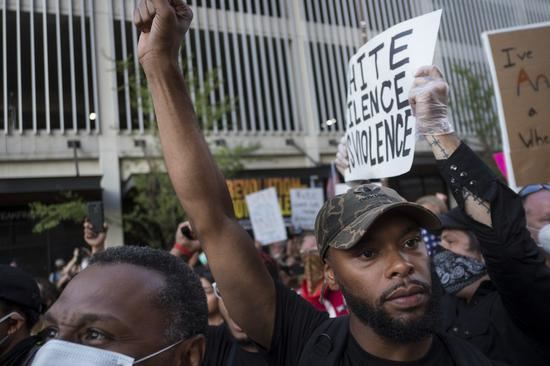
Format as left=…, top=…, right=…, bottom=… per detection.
left=180, top=226, right=194, bottom=240
left=87, top=201, right=104, bottom=233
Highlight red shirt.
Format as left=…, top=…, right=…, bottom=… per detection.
left=299, top=279, right=348, bottom=317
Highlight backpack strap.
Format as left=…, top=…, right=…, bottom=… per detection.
left=298, top=316, right=349, bottom=366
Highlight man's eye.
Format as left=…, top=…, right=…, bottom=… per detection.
left=43, top=327, right=58, bottom=339
left=404, top=237, right=421, bottom=249
left=83, top=329, right=107, bottom=342
left=360, top=250, right=377, bottom=259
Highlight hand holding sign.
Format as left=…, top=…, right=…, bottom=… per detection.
left=409, top=65, right=453, bottom=136
left=344, top=10, right=442, bottom=181
left=335, top=136, right=349, bottom=177
left=338, top=65, right=451, bottom=180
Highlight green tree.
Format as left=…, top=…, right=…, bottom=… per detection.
left=122, top=160, right=185, bottom=249
left=29, top=193, right=86, bottom=233
left=452, top=65, right=503, bottom=176
left=30, top=57, right=259, bottom=250
left=119, top=56, right=258, bottom=248
left=123, top=143, right=258, bottom=249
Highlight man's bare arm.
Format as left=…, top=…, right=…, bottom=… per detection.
left=135, top=0, right=275, bottom=348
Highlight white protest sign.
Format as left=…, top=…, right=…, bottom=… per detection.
left=245, top=187, right=288, bottom=245
left=345, top=10, right=442, bottom=181
left=290, top=188, right=325, bottom=231
left=335, top=183, right=351, bottom=196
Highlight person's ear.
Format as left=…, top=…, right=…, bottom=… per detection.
left=324, top=262, right=340, bottom=291
left=476, top=252, right=485, bottom=263
left=6, top=312, right=26, bottom=335
left=177, top=334, right=205, bottom=366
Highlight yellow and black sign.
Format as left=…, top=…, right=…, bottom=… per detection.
left=226, top=177, right=307, bottom=220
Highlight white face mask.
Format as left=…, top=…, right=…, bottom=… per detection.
left=31, top=338, right=183, bottom=366
left=529, top=224, right=550, bottom=253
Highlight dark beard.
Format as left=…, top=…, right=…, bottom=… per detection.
left=340, top=277, right=441, bottom=343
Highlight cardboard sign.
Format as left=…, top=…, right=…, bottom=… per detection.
left=345, top=10, right=442, bottom=181
left=482, top=23, right=550, bottom=188
left=290, top=188, right=324, bottom=231
left=245, top=187, right=288, bottom=245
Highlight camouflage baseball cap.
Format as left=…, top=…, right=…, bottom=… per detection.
left=315, top=184, right=441, bottom=260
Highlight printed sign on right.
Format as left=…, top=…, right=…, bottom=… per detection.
left=483, top=23, right=550, bottom=188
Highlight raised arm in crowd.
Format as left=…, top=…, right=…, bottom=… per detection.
left=409, top=66, right=550, bottom=365
left=137, top=1, right=549, bottom=365
left=135, top=0, right=276, bottom=349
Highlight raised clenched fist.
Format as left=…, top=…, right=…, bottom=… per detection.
left=134, top=0, right=193, bottom=68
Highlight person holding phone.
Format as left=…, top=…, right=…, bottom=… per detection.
left=171, top=222, right=202, bottom=267
left=56, top=220, right=108, bottom=291
left=83, top=220, right=107, bottom=256
left=135, top=1, right=549, bottom=364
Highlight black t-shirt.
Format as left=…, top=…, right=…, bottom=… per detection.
left=267, top=283, right=456, bottom=366
left=340, top=332, right=455, bottom=366
left=203, top=324, right=268, bottom=366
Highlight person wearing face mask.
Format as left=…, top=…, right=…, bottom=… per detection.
left=433, top=208, right=489, bottom=300
left=334, top=158, right=549, bottom=365
left=137, top=2, right=495, bottom=361
left=431, top=205, right=550, bottom=365
left=30, top=246, right=207, bottom=366
left=0, top=266, right=42, bottom=366
left=520, top=184, right=550, bottom=265
left=134, top=0, right=544, bottom=362
left=333, top=67, right=550, bottom=365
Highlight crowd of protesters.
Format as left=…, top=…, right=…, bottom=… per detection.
left=1, top=0, right=549, bottom=365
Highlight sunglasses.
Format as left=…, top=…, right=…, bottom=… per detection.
left=518, top=184, right=550, bottom=198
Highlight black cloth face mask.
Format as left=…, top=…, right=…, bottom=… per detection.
left=433, top=246, right=487, bottom=295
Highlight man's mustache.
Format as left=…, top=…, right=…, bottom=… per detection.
left=378, top=279, right=431, bottom=305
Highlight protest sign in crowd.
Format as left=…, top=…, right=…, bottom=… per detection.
left=1, top=1, right=549, bottom=365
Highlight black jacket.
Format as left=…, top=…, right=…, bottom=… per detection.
left=441, top=281, right=548, bottom=366
left=436, top=143, right=550, bottom=365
